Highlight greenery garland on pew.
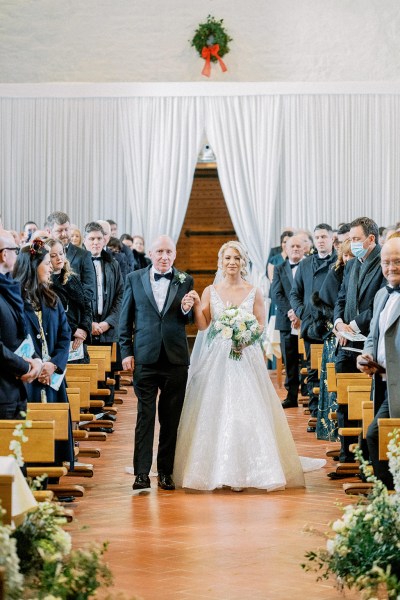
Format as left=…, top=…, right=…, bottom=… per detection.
left=190, top=15, right=232, bottom=77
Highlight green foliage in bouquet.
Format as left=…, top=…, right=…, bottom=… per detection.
left=302, top=430, right=400, bottom=599
left=190, top=15, right=232, bottom=62
left=0, top=501, right=113, bottom=599
left=207, top=305, right=262, bottom=360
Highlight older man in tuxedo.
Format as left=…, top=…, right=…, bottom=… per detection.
left=357, top=237, right=400, bottom=489
left=119, top=235, right=194, bottom=491
left=271, top=235, right=305, bottom=408
left=0, top=230, right=42, bottom=418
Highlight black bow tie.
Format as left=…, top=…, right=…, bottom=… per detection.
left=92, top=256, right=102, bottom=262
left=386, top=285, right=400, bottom=294
left=154, top=271, right=173, bottom=281
left=288, top=262, right=298, bottom=269
left=317, top=254, right=331, bottom=261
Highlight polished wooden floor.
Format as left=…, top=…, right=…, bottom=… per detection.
left=68, top=373, right=358, bottom=600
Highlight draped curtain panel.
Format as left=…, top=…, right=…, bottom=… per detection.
left=205, top=95, right=283, bottom=282
left=118, top=96, right=204, bottom=244
left=0, top=97, right=128, bottom=232
left=1, top=84, right=400, bottom=262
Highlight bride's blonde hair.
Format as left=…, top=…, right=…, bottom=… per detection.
left=218, top=241, right=249, bottom=278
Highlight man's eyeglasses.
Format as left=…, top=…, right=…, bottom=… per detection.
left=0, top=247, right=20, bottom=255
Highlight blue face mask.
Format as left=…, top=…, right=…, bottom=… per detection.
left=351, top=241, right=368, bottom=260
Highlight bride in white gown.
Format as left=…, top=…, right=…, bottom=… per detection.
left=173, top=241, right=325, bottom=491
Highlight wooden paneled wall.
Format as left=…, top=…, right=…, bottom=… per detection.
left=176, top=166, right=237, bottom=336
left=176, top=167, right=237, bottom=295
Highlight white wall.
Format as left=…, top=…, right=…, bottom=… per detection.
left=1, top=0, right=400, bottom=83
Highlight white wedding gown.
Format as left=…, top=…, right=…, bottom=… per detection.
left=173, top=287, right=325, bottom=491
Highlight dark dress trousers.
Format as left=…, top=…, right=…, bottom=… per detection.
left=119, top=265, right=193, bottom=475
left=271, top=260, right=300, bottom=404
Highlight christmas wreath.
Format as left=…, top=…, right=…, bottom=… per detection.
left=190, top=15, right=232, bottom=77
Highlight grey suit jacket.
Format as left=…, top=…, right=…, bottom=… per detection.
left=364, top=287, right=400, bottom=417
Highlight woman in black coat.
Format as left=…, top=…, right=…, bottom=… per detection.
left=13, top=239, right=74, bottom=466
left=47, top=239, right=92, bottom=363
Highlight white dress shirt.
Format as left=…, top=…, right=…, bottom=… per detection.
left=150, top=267, right=172, bottom=312
left=377, top=292, right=400, bottom=376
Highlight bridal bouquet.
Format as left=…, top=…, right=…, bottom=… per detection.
left=302, top=431, right=400, bottom=599
left=208, top=305, right=262, bottom=360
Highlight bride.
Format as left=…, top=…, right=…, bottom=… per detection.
left=173, top=241, right=324, bottom=491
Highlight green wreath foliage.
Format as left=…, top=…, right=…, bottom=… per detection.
left=191, top=15, right=232, bottom=62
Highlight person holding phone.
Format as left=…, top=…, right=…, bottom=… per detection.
left=357, top=236, right=400, bottom=489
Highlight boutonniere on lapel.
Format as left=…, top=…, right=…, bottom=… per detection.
left=174, top=271, right=187, bottom=286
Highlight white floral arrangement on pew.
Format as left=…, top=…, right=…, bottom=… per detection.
left=207, top=305, right=262, bottom=360
left=302, top=429, right=400, bottom=599
left=0, top=420, right=114, bottom=599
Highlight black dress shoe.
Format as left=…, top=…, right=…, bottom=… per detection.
left=132, top=473, right=151, bottom=490
left=158, top=473, right=175, bottom=490
left=307, top=426, right=316, bottom=433
left=281, top=399, right=298, bottom=409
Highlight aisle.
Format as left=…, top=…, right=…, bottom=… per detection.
left=68, top=374, right=357, bottom=600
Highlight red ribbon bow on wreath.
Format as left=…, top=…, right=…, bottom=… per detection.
left=201, top=44, right=228, bottom=78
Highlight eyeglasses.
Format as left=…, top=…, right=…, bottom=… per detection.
left=0, top=247, right=20, bottom=255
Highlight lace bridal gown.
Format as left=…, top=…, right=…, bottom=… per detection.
left=173, top=287, right=325, bottom=491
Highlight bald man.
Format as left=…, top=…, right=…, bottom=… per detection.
left=357, top=237, right=400, bottom=489
left=119, top=235, right=194, bottom=491
left=0, top=230, right=42, bottom=418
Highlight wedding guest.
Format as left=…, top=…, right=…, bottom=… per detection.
left=70, top=226, right=82, bottom=247
left=271, top=235, right=305, bottom=408
left=13, top=239, right=74, bottom=466
left=22, top=221, right=38, bottom=244
left=0, top=230, right=43, bottom=419
left=132, top=235, right=151, bottom=271
left=47, top=239, right=92, bottom=363
left=45, top=211, right=96, bottom=305
left=333, top=217, right=385, bottom=465
left=267, top=230, right=294, bottom=282
left=290, top=224, right=336, bottom=427
left=83, top=222, right=124, bottom=347
left=357, top=237, right=400, bottom=489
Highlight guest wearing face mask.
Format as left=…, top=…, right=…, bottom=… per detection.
left=332, top=217, right=386, bottom=468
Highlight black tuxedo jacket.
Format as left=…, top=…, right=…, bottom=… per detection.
left=119, top=266, right=193, bottom=366
left=66, top=244, right=96, bottom=304
left=271, top=260, right=297, bottom=331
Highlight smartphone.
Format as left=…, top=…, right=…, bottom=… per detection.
left=359, top=358, right=385, bottom=373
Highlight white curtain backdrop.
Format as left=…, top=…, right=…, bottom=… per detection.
left=205, top=95, right=283, bottom=282
left=1, top=83, right=400, bottom=260
left=118, top=96, right=204, bottom=244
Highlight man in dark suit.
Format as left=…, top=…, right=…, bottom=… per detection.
left=45, top=211, right=96, bottom=306
left=356, top=237, right=400, bottom=489
left=119, top=235, right=194, bottom=491
left=0, top=230, right=42, bottom=418
left=271, top=235, right=305, bottom=408
left=333, top=216, right=385, bottom=464
left=289, top=224, right=336, bottom=425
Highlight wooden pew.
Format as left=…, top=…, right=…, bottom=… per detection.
left=0, top=461, right=13, bottom=525
left=378, top=418, right=400, bottom=461
left=343, top=399, right=375, bottom=496
left=26, top=405, right=88, bottom=495
left=66, top=364, right=114, bottom=430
